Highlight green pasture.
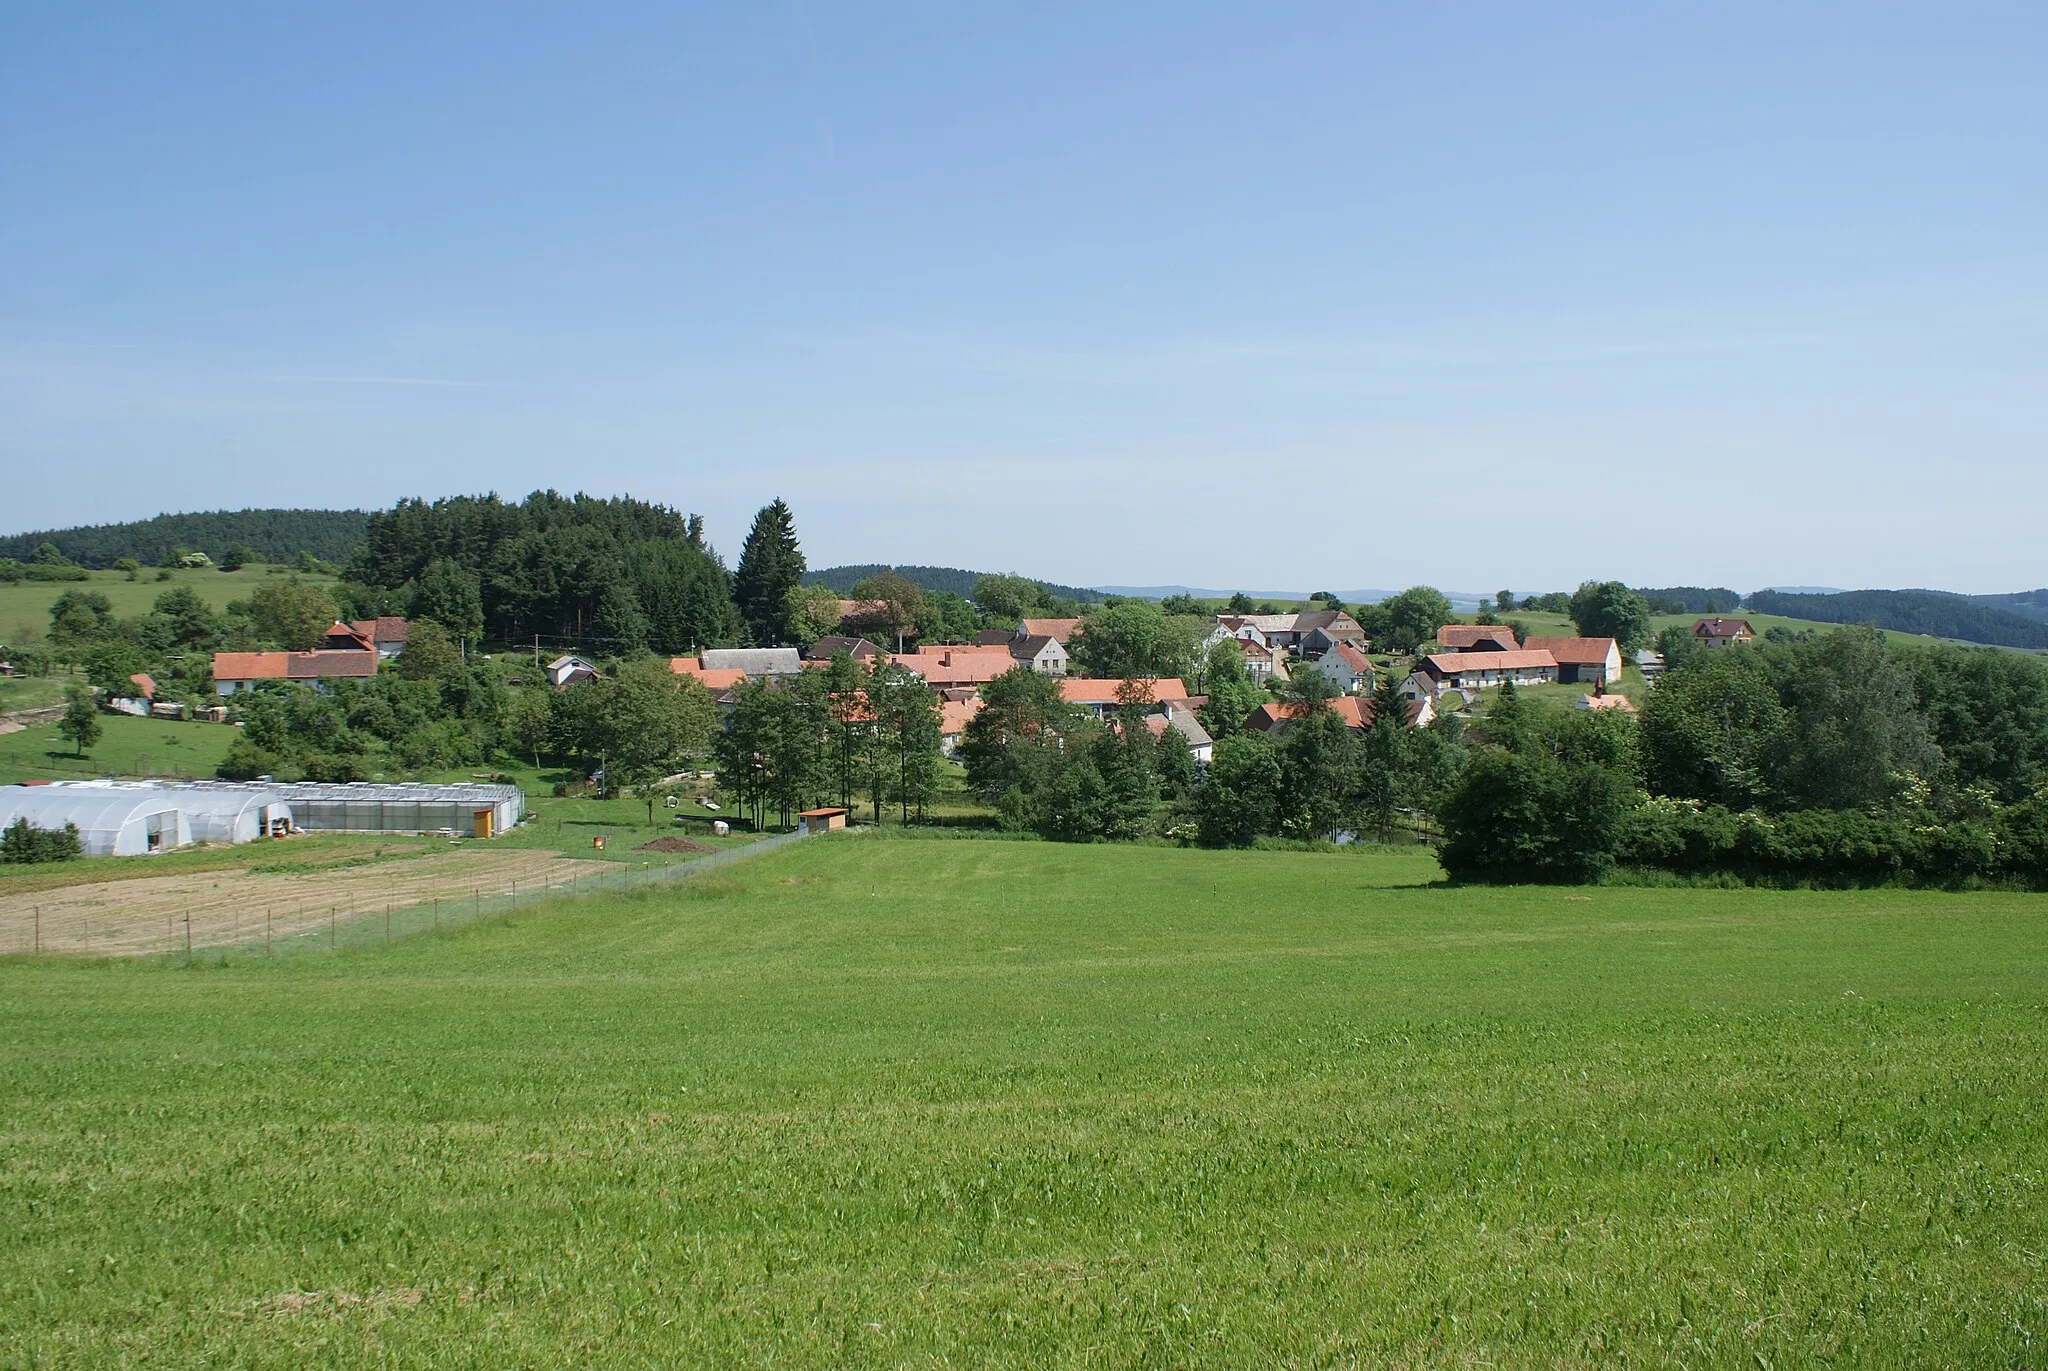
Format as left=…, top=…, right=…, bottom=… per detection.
left=0, top=711, right=239, bottom=785
left=0, top=564, right=337, bottom=645
left=2, top=835, right=2043, bottom=1367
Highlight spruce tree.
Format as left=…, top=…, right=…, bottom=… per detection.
left=732, top=499, right=806, bottom=645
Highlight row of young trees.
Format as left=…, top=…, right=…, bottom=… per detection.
left=712, top=655, right=944, bottom=829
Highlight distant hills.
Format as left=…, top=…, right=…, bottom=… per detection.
left=1746, top=589, right=2048, bottom=650
left=804, top=565, right=1104, bottom=604
left=0, top=509, right=370, bottom=569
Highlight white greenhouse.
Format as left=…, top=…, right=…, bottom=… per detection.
left=145, top=783, right=294, bottom=844
left=271, top=781, right=523, bottom=837
left=0, top=784, right=191, bottom=857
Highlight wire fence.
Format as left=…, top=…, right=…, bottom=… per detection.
left=6, top=827, right=817, bottom=961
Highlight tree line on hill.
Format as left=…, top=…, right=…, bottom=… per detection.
left=804, top=564, right=1102, bottom=606
left=1746, top=589, right=2048, bottom=650
left=0, top=509, right=370, bottom=570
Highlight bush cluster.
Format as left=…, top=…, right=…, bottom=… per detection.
left=1, top=818, right=83, bottom=864
left=1614, top=795, right=2048, bottom=889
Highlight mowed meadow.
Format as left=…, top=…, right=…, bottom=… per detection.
left=2, top=836, right=2045, bottom=1367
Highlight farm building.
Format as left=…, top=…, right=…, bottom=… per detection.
left=797, top=807, right=849, bottom=834
left=1421, top=650, right=1560, bottom=691
left=700, top=648, right=803, bottom=677
left=1436, top=625, right=1521, bottom=652
left=0, top=782, right=191, bottom=856
left=1521, top=636, right=1622, bottom=685
left=267, top=781, right=524, bottom=837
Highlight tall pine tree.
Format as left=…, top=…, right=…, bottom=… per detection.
left=732, top=499, right=806, bottom=646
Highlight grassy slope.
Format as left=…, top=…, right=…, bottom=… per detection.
left=0, top=564, right=338, bottom=644
left=1, top=836, right=2043, bottom=1367
left=0, top=711, right=240, bottom=785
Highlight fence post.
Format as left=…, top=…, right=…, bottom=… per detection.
left=473, top=888, right=479, bottom=922
left=433, top=897, right=439, bottom=930
left=385, top=904, right=391, bottom=943
left=266, top=906, right=272, bottom=956
left=184, top=915, right=191, bottom=957
left=331, top=906, right=336, bottom=949
left=33, top=906, right=39, bottom=955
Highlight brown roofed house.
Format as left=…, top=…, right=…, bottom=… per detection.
left=1693, top=618, right=1755, bottom=648
left=1520, top=636, right=1622, bottom=685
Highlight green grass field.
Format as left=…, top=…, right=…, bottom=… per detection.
left=2, top=835, right=2043, bottom=1366
left=0, top=710, right=240, bottom=785
left=0, top=563, right=339, bottom=645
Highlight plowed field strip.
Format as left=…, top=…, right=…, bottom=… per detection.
left=0, top=849, right=609, bottom=956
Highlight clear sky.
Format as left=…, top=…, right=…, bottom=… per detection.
left=3, top=4, right=2043, bottom=594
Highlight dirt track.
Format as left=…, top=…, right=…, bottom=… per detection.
left=0, top=848, right=608, bottom=957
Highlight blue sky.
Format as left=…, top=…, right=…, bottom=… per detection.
left=3, top=4, right=2043, bottom=593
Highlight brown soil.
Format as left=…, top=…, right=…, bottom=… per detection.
left=640, top=836, right=716, bottom=854
left=0, top=847, right=607, bottom=957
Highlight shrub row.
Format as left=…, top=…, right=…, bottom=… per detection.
left=1, top=819, right=84, bottom=864
left=1615, top=796, right=2048, bottom=889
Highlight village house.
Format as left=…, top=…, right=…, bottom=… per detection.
left=669, top=660, right=748, bottom=694
left=212, top=647, right=381, bottom=695
left=700, top=647, right=804, bottom=677
left=1217, top=634, right=1279, bottom=681
left=805, top=635, right=886, bottom=663
left=938, top=697, right=984, bottom=756
left=1293, top=609, right=1370, bottom=656
left=891, top=647, right=1018, bottom=688
left=348, top=617, right=411, bottom=659
left=1241, top=694, right=1427, bottom=736
left=546, top=655, right=599, bottom=689
left=1521, top=636, right=1622, bottom=685
left=1205, top=609, right=1367, bottom=657
left=1146, top=705, right=1215, bottom=764
left=971, top=628, right=1070, bottom=675
left=1694, top=617, right=1755, bottom=649
left=1303, top=641, right=1373, bottom=694
left=1017, top=617, right=1084, bottom=644
left=1419, top=649, right=1560, bottom=692
left=1058, top=677, right=1192, bottom=718
left=319, top=621, right=376, bottom=653
left=1435, top=624, right=1521, bottom=653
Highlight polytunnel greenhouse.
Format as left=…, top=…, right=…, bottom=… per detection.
left=0, top=783, right=191, bottom=857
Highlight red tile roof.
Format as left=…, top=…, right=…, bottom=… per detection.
left=1437, top=624, right=1518, bottom=649
left=349, top=616, right=410, bottom=646
left=1019, top=617, right=1083, bottom=643
left=1423, top=650, right=1558, bottom=676
left=213, top=650, right=379, bottom=682
left=1520, top=636, right=1617, bottom=666
left=1058, top=678, right=1191, bottom=705
left=1330, top=642, right=1372, bottom=672
left=1694, top=618, right=1754, bottom=638
left=670, top=659, right=749, bottom=689
left=287, top=651, right=380, bottom=679
left=893, top=650, right=1017, bottom=686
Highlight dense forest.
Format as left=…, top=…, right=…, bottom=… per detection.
left=1634, top=585, right=1742, bottom=614
left=346, top=492, right=739, bottom=652
left=805, top=564, right=1102, bottom=604
left=1745, top=589, right=2048, bottom=650
left=1970, top=589, right=2048, bottom=624
left=0, top=510, right=370, bottom=569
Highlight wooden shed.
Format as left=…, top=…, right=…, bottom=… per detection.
left=797, top=807, right=848, bottom=834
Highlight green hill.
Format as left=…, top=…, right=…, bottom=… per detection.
left=1743, top=589, right=2048, bottom=649
left=0, top=509, right=370, bottom=569
left=805, top=564, right=1102, bottom=603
